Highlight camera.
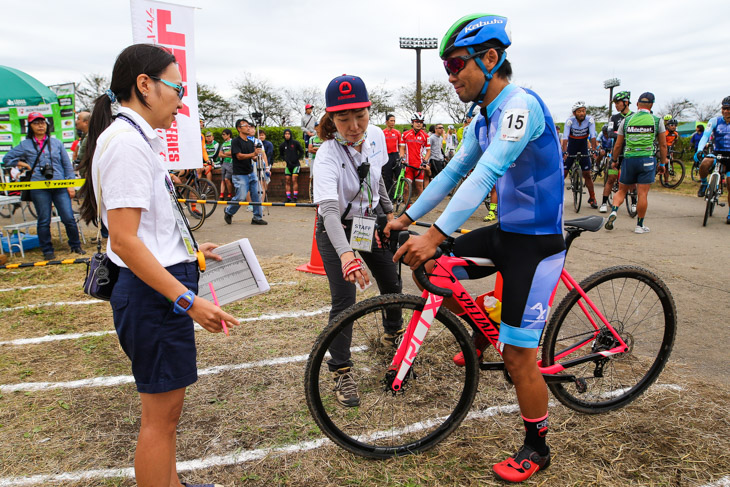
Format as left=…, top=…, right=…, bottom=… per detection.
left=41, top=164, right=54, bottom=179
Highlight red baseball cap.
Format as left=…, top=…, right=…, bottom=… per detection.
left=305, top=104, right=314, bottom=109
left=27, top=112, right=47, bottom=123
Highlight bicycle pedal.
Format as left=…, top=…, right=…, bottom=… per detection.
left=719, top=203, right=726, bottom=207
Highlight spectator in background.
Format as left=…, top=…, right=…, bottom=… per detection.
left=198, top=116, right=209, bottom=179
left=457, top=114, right=472, bottom=142
left=301, top=103, right=317, bottom=162
left=258, top=129, right=274, bottom=189
left=428, top=123, right=446, bottom=177
left=218, top=129, right=234, bottom=200
left=2, top=112, right=84, bottom=260
left=382, top=114, right=401, bottom=192
left=203, top=131, right=218, bottom=178
left=73, top=111, right=91, bottom=164
left=445, top=124, right=458, bottom=160
left=690, top=124, right=704, bottom=152
left=280, top=128, right=304, bottom=202
left=308, top=122, right=323, bottom=174
left=223, top=118, right=267, bottom=225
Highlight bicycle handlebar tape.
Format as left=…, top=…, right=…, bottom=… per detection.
left=414, top=250, right=453, bottom=298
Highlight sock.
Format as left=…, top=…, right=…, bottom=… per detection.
left=637, top=217, right=644, bottom=227
left=293, top=191, right=299, bottom=198
left=286, top=191, right=291, bottom=199
left=489, top=203, right=497, bottom=211
left=523, top=413, right=549, bottom=456
left=700, top=178, right=708, bottom=185
left=602, top=196, right=608, bottom=204
left=611, top=205, right=619, bottom=213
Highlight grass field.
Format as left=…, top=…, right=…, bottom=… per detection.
left=1, top=253, right=730, bottom=486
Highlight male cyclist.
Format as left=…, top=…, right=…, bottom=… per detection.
left=562, top=101, right=598, bottom=208
left=400, top=113, right=431, bottom=199
left=600, top=91, right=633, bottom=213
left=695, top=96, right=730, bottom=223
left=604, top=92, right=667, bottom=234
left=664, top=116, right=679, bottom=149
left=387, top=14, right=565, bottom=483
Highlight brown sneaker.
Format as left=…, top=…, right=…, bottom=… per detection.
left=380, top=328, right=406, bottom=348
left=332, top=367, right=360, bottom=407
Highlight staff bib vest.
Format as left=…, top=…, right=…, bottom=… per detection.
left=623, top=111, right=660, bottom=157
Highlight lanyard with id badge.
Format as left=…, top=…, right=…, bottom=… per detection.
left=339, top=143, right=376, bottom=253
left=117, top=114, right=206, bottom=271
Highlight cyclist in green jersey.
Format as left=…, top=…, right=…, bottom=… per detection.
left=605, top=92, right=667, bottom=233
left=218, top=129, right=234, bottom=199
left=600, top=91, right=633, bottom=213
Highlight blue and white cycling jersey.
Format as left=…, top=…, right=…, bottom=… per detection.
left=405, top=83, right=564, bottom=236
left=698, top=116, right=730, bottom=152
left=563, top=115, right=596, bottom=154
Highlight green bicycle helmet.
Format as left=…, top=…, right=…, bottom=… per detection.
left=440, top=14, right=512, bottom=116
left=612, top=91, right=631, bottom=103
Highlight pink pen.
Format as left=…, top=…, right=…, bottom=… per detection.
left=208, top=282, right=229, bottom=336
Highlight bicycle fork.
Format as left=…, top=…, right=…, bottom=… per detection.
left=389, top=290, right=444, bottom=391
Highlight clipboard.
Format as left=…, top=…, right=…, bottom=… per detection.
left=197, top=238, right=270, bottom=305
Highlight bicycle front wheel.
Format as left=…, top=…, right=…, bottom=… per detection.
left=305, top=294, right=479, bottom=459
left=660, top=160, right=685, bottom=189
left=393, top=180, right=412, bottom=217
left=541, top=265, right=676, bottom=414
left=703, top=179, right=717, bottom=226
left=194, top=178, right=217, bottom=217
left=571, top=167, right=582, bottom=212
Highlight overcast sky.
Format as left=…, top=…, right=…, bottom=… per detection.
left=2, top=0, right=727, bottom=123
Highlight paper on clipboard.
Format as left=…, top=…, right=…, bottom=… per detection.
left=197, top=238, right=269, bottom=305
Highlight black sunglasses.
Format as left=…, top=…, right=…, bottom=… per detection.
left=443, top=49, right=489, bottom=75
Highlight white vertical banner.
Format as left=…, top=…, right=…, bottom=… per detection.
left=130, top=0, right=201, bottom=169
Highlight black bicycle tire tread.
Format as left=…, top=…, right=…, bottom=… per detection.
left=541, top=265, right=676, bottom=414
left=304, top=293, right=479, bottom=459
left=176, top=183, right=206, bottom=231
left=194, top=178, right=218, bottom=217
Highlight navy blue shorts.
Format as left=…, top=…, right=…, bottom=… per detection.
left=111, top=262, right=199, bottom=394
left=620, top=156, right=656, bottom=185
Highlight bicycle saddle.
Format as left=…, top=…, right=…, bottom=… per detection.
left=564, top=216, right=604, bottom=233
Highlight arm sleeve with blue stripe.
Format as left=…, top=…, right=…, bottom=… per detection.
left=432, top=94, right=545, bottom=236
left=697, top=118, right=716, bottom=152
left=589, top=117, right=597, bottom=139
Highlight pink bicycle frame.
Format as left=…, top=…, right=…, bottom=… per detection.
left=389, top=255, right=629, bottom=391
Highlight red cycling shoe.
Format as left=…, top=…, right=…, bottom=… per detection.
left=453, top=333, right=490, bottom=367
left=493, top=444, right=551, bottom=483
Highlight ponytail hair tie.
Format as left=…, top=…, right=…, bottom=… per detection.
left=105, top=89, right=117, bottom=104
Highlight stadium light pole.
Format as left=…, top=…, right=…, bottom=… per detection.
left=399, top=37, right=438, bottom=113
left=604, top=78, right=621, bottom=119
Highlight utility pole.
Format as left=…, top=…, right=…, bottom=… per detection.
left=399, top=37, right=438, bottom=112
left=604, top=78, right=621, bottom=120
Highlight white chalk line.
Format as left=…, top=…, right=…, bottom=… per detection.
left=701, top=477, right=730, bottom=487
left=0, top=284, right=60, bottom=293
left=0, top=387, right=687, bottom=486
left=0, top=306, right=331, bottom=347
left=0, top=281, right=301, bottom=313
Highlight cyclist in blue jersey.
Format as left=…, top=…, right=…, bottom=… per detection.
left=386, top=14, right=564, bottom=483
left=695, top=96, right=730, bottom=222
left=562, top=101, right=599, bottom=208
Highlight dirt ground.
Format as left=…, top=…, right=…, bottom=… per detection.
left=1, top=182, right=729, bottom=486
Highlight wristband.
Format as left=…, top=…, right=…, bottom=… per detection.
left=173, top=290, right=195, bottom=314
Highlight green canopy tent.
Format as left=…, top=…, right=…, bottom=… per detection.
left=0, top=65, right=58, bottom=108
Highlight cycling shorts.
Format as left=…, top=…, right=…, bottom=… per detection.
left=405, top=163, right=425, bottom=182
left=451, top=225, right=566, bottom=349
left=285, top=165, right=301, bottom=176
left=711, top=151, right=730, bottom=176
left=566, top=153, right=591, bottom=172
left=620, top=156, right=655, bottom=185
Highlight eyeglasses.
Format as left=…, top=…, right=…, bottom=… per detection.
left=149, top=76, right=185, bottom=100
left=443, top=49, right=488, bottom=75
left=436, top=126, right=444, bottom=130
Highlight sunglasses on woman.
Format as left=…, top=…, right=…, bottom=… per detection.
left=150, top=76, right=185, bottom=100
left=442, top=49, right=489, bottom=75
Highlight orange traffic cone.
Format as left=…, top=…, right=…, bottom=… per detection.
left=297, top=211, right=326, bottom=275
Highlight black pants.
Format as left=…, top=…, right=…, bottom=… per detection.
left=429, top=158, right=445, bottom=178
left=316, top=217, right=402, bottom=371
left=383, top=152, right=400, bottom=194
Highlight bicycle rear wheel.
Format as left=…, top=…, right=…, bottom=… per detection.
left=194, top=178, right=217, bottom=217
left=175, top=183, right=206, bottom=231
left=625, top=190, right=637, bottom=217
left=304, top=294, right=479, bottom=459
left=659, top=159, right=685, bottom=189
left=571, top=166, right=582, bottom=212
left=541, top=265, right=676, bottom=414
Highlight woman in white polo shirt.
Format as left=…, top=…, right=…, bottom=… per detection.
left=313, top=74, right=402, bottom=408
left=78, top=44, right=236, bottom=487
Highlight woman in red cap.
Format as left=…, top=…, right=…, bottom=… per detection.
left=312, top=74, right=403, bottom=407
left=2, top=112, right=84, bottom=260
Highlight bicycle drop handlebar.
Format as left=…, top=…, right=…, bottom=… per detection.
left=393, top=231, right=453, bottom=298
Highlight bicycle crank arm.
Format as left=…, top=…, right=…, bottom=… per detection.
left=541, top=373, right=577, bottom=384
left=479, top=361, right=505, bottom=371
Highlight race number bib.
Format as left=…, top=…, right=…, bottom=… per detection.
left=500, top=109, right=529, bottom=141
left=350, top=215, right=376, bottom=252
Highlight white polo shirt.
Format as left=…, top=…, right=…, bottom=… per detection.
left=314, top=124, right=388, bottom=220
left=92, top=107, right=195, bottom=268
